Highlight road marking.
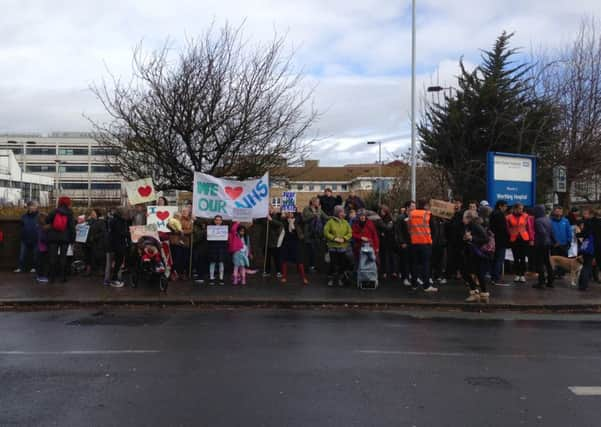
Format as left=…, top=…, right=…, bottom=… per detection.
left=0, top=350, right=160, bottom=355
left=355, top=350, right=601, bottom=361
left=569, top=387, right=601, bottom=396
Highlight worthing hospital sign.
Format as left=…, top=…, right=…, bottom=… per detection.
left=487, top=152, right=537, bottom=207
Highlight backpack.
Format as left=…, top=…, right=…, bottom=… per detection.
left=473, top=229, right=495, bottom=259
left=581, top=234, right=595, bottom=256
left=52, top=212, right=68, bottom=232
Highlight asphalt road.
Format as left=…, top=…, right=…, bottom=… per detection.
left=1, top=308, right=601, bottom=427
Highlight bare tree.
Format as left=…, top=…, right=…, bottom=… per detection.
left=537, top=18, right=601, bottom=206
left=89, top=23, right=316, bottom=190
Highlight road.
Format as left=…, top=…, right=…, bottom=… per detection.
left=1, top=308, right=601, bottom=427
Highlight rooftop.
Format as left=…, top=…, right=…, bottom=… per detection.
left=273, top=159, right=407, bottom=182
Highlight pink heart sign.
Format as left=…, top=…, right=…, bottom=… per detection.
left=225, top=186, right=244, bottom=200
left=137, top=185, right=152, bottom=197
left=156, top=211, right=170, bottom=221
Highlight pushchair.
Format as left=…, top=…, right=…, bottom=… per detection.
left=357, top=243, right=378, bottom=290
left=129, top=236, right=170, bottom=292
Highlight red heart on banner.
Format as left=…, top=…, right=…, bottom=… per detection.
left=225, top=186, right=244, bottom=200
left=156, top=211, right=170, bottom=221
left=137, top=185, right=152, bottom=197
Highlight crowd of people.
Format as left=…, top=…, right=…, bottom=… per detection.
left=12, top=188, right=601, bottom=302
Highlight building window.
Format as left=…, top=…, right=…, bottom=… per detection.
left=341, top=184, right=348, bottom=191
left=271, top=197, right=281, bottom=208
left=91, top=165, right=116, bottom=173
left=26, top=147, right=56, bottom=155
left=60, top=165, right=89, bottom=173
left=320, top=184, right=326, bottom=191
left=331, top=184, right=338, bottom=191
left=308, top=184, right=315, bottom=191
left=61, top=182, right=88, bottom=190
left=91, top=147, right=119, bottom=156
left=296, top=184, right=303, bottom=191
left=91, top=182, right=121, bottom=190
left=58, top=147, right=89, bottom=156
left=0, top=146, right=23, bottom=154
left=26, top=165, right=56, bottom=173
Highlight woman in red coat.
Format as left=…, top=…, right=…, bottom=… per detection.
left=352, top=210, right=380, bottom=261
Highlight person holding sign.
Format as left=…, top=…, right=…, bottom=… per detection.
left=280, top=211, right=308, bottom=285
left=207, top=215, right=228, bottom=285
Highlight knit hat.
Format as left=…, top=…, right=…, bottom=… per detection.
left=334, top=205, right=345, bottom=217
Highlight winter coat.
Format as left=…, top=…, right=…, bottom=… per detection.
left=344, top=195, right=365, bottom=211
left=319, top=195, right=342, bottom=217
left=393, top=215, right=410, bottom=247
left=533, top=206, right=554, bottom=247
left=228, top=222, right=250, bottom=254
left=280, top=215, right=305, bottom=263
left=551, top=216, right=573, bottom=247
left=446, top=210, right=465, bottom=248
left=430, top=217, right=448, bottom=247
left=108, top=213, right=130, bottom=253
left=46, top=206, right=75, bottom=244
left=323, top=217, right=352, bottom=250
left=464, top=222, right=489, bottom=253
left=20, top=211, right=39, bottom=245
left=489, top=209, right=510, bottom=248
left=192, top=220, right=208, bottom=256
left=302, top=206, right=329, bottom=243
left=375, top=216, right=396, bottom=253
left=352, top=219, right=379, bottom=256
left=87, top=217, right=109, bottom=255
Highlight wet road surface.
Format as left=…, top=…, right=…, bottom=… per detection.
left=1, top=308, right=601, bottom=426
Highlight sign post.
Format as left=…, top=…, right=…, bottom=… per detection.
left=487, top=152, right=537, bottom=207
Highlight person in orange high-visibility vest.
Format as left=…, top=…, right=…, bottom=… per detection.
left=506, top=203, right=534, bottom=283
left=407, top=200, right=438, bottom=293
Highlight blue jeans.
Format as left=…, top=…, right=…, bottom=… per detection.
left=411, top=244, right=432, bottom=288
left=491, top=246, right=506, bottom=282
left=18, top=241, right=37, bottom=271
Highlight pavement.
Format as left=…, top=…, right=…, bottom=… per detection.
left=2, top=308, right=601, bottom=426
left=3, top=270, right=601, bottom=310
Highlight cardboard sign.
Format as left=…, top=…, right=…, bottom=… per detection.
left=129, top=224, right=159, bottom=242
left=147, top=206, right=178, bottom=232
left=429, top=199, right=455, bottom=220
left=232, top=207, right=253, bottom=223
left=124, top=178, right=156, bottom=205
left=281, top=191, right=297, bottom=213
left=207, top=225, right=229, bottom=241
left=75, top=224, right=90, bottom=243
left=192, top=172, right=269, bottom=220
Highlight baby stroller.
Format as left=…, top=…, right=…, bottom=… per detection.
left=129, top=236, right=170, bottom=292
left=357, top=243, right=378, bottom=290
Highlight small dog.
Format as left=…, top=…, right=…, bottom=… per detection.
left=549, top=255, right=584, bottom=287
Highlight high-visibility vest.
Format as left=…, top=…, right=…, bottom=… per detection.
left=507, top=213, right=530, bottom=242
left=408, top=210, right=432, bottom=245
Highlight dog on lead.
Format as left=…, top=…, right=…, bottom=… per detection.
left=549, top=256, right=584, bottom=287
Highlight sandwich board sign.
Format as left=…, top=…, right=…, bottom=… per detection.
left=487, top=152, right=536, bottom=207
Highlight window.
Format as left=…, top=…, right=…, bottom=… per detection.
left=320, top=184, right=326, bottom=191
left=296, top=184, right=303, bottom=191
left=308, top=184, right=315, bottom=191
left=341, top=184, right=348, bottom=191
left=27, top=147, right=56, bottom=155
left=0, top=146, right=23, bottom=154
left=331, top=184, right=338, bottom=191
left=61, top=182, right=88, bottom=190
left=58, top=147, right=89, bottom=156
left=26, top=164, right=56, bottom=173
left=91, top=147, right=119, bottom=156
left=91, top=165, right=116, bottom=173
left=60, top=165, right=89, bottom=173
left=91, top=182, right=121, bottom=190
left=271, top=197, right=281, bottom=208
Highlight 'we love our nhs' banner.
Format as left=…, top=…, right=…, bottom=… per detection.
left=192, top=172, right=270, bottom=220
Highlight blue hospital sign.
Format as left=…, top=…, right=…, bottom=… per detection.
left=487, top=152, right=537, bottom=207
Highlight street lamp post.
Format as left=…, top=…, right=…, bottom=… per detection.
left=426, top=85, right=455, bottom=101
left=367, top=141, right=382, bottom=207
left=410, top=0, right=417, bottom=202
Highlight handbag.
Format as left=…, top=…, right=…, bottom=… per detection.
left=581, top=234, right=595, bottom=256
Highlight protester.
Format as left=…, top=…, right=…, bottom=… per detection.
left=352, top=209, right=379, bottom=263
left=279, top=211, right=308, bottom=285
left=577, top=209, right=596, bottom=291
left=35, top=212, right=49, bottom=283
left=131, top=204, right=147, bottom=226
left=229, top=222, right=251, bottom=286
left=107, top=207, right=130, bottom=287
left=192, top=218, right=208, bottom=284
left=394, top=201, right=412, bottom=286
left=302, top=197, right=329, bottom=272
left=14, top=200, right=39, bottom=273
left=170, top=206, right=193, bottom=280
left=46, top=196, right=75, bottom=284
left=207, top=215, right=228, bottom=285
left=489, top=200, right=509, bottom=285
left=550, top=206, right=572, bottom=258
left=323, top=205, right=352, bottom=287
left=407, top=200, right=437, bottom=292
left=531, top=205, right=555, bottom=289
left=468, top=201, right=478, bottom=212
left=157, top=196, right=169, bottom=206
left=344, top=190, right=365, bottom=212
left=430, top=205, right=448, bottom=286
left=462, top=210, right=491, bottom=303
left=263, top=208, right=284, bottom=278
left=506, top=203, right=534, bottom=283
left=375, top=205, right=397, bottom=280
left=446, top=198, right=465, bottom=280
left=319, top=188, right=342, bottom=217
left=87, top=208, right=109, bottom=276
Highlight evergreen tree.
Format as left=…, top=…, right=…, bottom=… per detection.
left=419, top=32, right=558, bottom=201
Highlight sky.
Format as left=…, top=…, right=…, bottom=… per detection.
left=1, top=0, right=600, bottom=165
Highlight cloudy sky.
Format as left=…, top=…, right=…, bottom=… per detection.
left=1, top=0, right=600, bottom=165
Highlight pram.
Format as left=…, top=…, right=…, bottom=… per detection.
left=357, top=243, right=378, bottom=290
left=129, top=236, right=170, bottom=292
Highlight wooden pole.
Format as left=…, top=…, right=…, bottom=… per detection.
left=263, top=218, right=270, bottom=274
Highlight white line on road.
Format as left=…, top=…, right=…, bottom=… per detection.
left=0, top=350, right=160, bottom=355
left=569, top=387, right=601, bottom=396
left=355, top=350, right=601, bottom=361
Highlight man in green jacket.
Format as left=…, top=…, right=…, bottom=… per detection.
left=323, top=205, right=352, bottom=287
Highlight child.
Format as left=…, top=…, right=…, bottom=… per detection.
left=36, top=212, right=49, bottom=283
left=207, top=215, right=228, bottom=285
left=142, top=242, right=165, bottom=273
left=280, top=211, right=309, bottom=285
left=229, top=222, right=251, bottom=286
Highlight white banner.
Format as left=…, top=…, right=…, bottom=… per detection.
left=192, top=172, right=270, bottom=220
left=147, top=206, right=178, bottom=232
left=124, top=178, right=156, bottom=205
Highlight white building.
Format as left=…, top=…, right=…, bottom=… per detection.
left=0, top=133, right=121, bottom=205
left=0, top=150, right=54, bottom=206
